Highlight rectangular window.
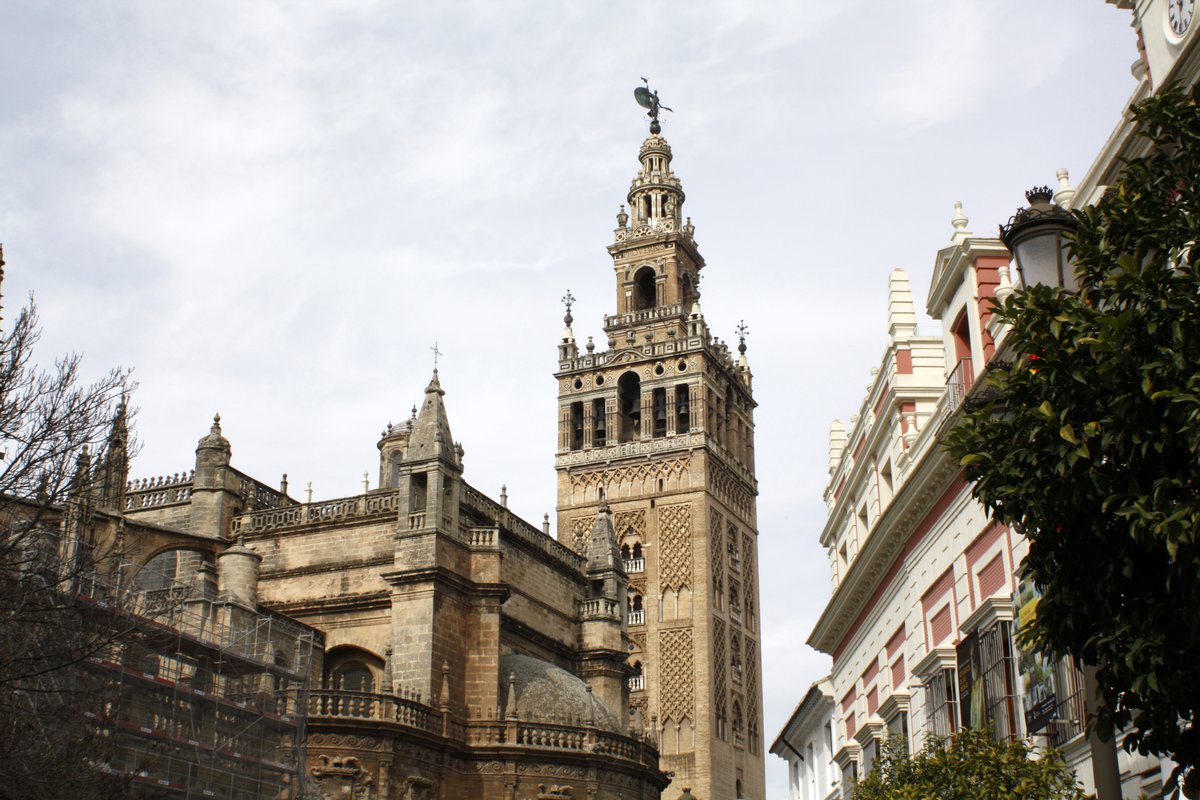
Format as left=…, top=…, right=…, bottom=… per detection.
left=980, top=621, right=1022, bottom=741
left=570, top=401, right=584, bottom=450
left=676, top=383, right=690, bottom=433
left=862, top=737, right=879, bottom=777
left=410, top=472, right=428, bottom=512
left=592, top=399, right=607, bottom=447
left=977, top=553, right=1007, bottom=599
left=930, top=605, right=953, bottom=645
left=842, top=760, right=858, bottom=788
left=652, top=388, right=667, bottom=437
left=886, top=710, right=910, bottom=756
left=925, top=667, right=959, bottom=738
left=1048, top=658, right=1087, bottom=747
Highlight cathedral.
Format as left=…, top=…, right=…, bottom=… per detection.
left=73, top=110, right=764, bottom=799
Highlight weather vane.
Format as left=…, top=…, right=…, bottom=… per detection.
left=736, top=320, right=749, bottom=354
left=634, top=78, right=673, bottom=135
left=430, top=341, right=443, bottom=369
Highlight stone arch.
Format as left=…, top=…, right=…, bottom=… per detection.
left=632, top=266, right=657, bottom=310
left=133, top=547, right=210, bottom=591
left=324, top=645, right=385, bottom=693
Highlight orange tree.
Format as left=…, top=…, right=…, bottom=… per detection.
left=944, top=84, right=1200, bottom=797
left=852, top=729, right=1085, bottom=800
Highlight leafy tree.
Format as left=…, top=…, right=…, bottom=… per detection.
left=852, top=729, right=1085, bottom=800
left=0, top=278, right=135, bottom=799
left=944, top=84, right=1200, bottom=796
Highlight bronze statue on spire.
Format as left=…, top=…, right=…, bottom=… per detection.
left=634, top=78, right=673, bottom=134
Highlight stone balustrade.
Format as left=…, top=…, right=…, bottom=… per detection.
left=603, top=303, right=686, bottom=330
left=309, top=689, right=440, bottom=733
left=125, top=470, right=194, bottom=510
left=466, top=527, right=499, bottom=548
left=309, top=690, right=658, bottom=769
left=234, top=489, right=401, bottom=535
left=461, top=483, right=583, bottom=571
left=579, top=597, right=621, bottom=621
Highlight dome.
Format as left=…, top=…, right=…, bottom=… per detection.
left=499, top=654, right=620, bottom=733
left=196, top=414, right=230, bottom=453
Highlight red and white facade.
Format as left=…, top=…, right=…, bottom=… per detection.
left=805, top=216, right=1171, bottom=797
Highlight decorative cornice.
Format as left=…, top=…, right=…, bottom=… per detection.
left=958, top=595, right=1013, bottom=637
left=809, top=444, right=961, bottom=657
left=912, top=646, right=956, bottom=679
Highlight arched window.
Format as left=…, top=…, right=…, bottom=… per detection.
left=135, top=550, right=178, bottom=591
left=629, top=660, right=645, bottom=692
left=633, top=267, right=656, bottom=310
left=733, top=701, right=745, bottom=738
left=628, top=593, right=645, bottom=625
left=323, top=646, right=385, bottom=714
left=618, top=372, right=642, bottom=443
left=135, top=549, right=208, bottom=592
left=335, top=662, right=374, bottom=693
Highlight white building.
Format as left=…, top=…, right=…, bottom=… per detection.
left=770, top=677, right=841, bottom=800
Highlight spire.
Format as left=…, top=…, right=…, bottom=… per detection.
left=70, top=444, right=93, bottom=496
left=504, top=672, right=519, bottom=720
left=559, top=289, right=578, bottom=361
left=950, top=201, right=972, bottom=244
left=405, top=369, right=461, bottom=469
left=887, top=268, right=918, bottom=338
left=586, top=499, right=623, bottom=577
left=735, top=320, right=750, bottom=370
left=96, top=394, right=130, bottom=511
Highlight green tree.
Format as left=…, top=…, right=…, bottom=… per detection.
left=944, top=84, right=1200, bottom=796
left=852, top=729, right=1085, bottom=800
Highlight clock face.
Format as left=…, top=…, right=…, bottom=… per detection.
left=1169, top=0, right=1196, bottom=36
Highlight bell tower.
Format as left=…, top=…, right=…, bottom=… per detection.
left=555, top=99, right=765, bottom=800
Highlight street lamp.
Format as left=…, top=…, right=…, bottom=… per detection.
left=999, top=186, right=1079, bottom=291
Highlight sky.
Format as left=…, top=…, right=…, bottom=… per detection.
left=0, top=2, right=1142, bottom=796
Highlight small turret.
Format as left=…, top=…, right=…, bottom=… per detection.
left=191, top=414, right=239, bottom=537
left=586, top=499, right=625, bottom=586
left=405, top=370, right=460, bottom=470
left=217, top=535, right=262, bottom=607
left=578, top=499, right=630, bottom=728
left=96, top=395, right=130, bottom=512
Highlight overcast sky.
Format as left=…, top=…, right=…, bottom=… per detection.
left=1, top=2, right=1141, bottom=795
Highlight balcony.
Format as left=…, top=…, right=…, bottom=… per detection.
left=623, top=557, right=645, bottom=574
left=945, top=357, right=975, bottom=412
left=629, top=674, right=645, bottom=692
left=309, top=690, right=661, bottom=770
left=628, top=610, right=645, bottom=626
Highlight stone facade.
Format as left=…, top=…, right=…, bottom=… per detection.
left=115, top=373, right=668, bottom=799
left=555, top=130, right=765, bottom=800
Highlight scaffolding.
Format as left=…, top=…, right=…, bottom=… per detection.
left=77, top=565, right=320, bottom=799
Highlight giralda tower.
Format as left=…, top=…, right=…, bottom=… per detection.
left=554, top=97, right=765, bottom=800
